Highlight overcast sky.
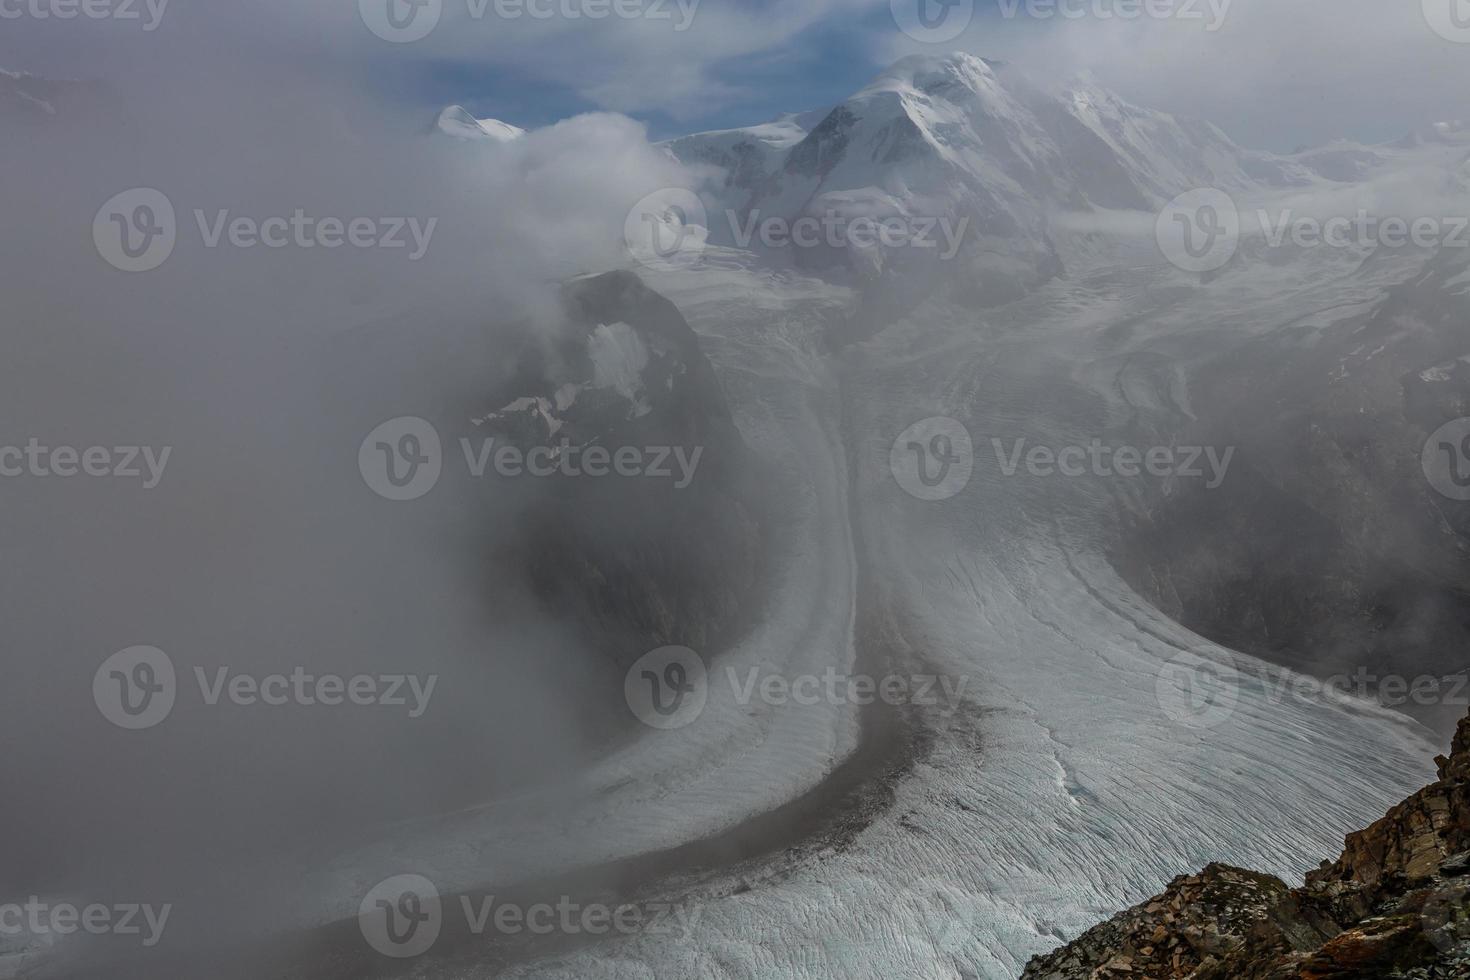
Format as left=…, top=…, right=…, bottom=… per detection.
left=3, top=0, right=1468, bottom=151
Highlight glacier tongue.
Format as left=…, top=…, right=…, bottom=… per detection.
left=375, top=57, right=1468, bottom=979
left=463, top=250, right=1437, bottom=980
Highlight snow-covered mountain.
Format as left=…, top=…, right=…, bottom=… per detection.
left=663, top=54, right=1275, bottom=296
left=434, top=104, right=525, bottom=142
left=656, top=53, right=1470, bottom=304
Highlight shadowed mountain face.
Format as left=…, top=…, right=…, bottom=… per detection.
left=1114, top=249, right=1470, bottom=733
left=473, top=270, right=768, bottom=672
left=1023, top=709, right=1470, bottom=979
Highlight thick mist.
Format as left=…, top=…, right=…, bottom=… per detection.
left=0, top=54, right=697, bottom=948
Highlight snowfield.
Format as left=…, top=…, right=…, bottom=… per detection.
left=302, top=235, right=1443, bottom=979
left=103, top=53, right=1458, bottom=980
left=287, top=54, right=1470, bottom=978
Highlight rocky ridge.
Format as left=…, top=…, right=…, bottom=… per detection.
left=1021, top=711, right=1470, bottom=978
left=474, top=270, right=768, bottom=666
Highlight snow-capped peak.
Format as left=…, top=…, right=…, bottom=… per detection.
left=434, top=105, right=525, bottom=143
left=660, top=50, right=1273, bottom=299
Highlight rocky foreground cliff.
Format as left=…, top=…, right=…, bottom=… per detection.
left=1022, top=712, right=1470, bottom=978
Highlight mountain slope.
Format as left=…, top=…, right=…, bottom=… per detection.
left=434, top=105, right=525, bottom=142
left=665, top=53, right=1270, bottom=300
left=1023, top=709, right=1470, bottom=978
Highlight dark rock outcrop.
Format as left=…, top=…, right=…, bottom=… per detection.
left=472, top=270, right=768, bottom=665
left=1022, top=712, right=1470, bottom=978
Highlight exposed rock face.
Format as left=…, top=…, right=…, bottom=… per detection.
left=1021, top=712, right=1470, bottom=978
left=1115, top=247, right=1470, bottom=733
left=473, top=270, right=767, bottom=665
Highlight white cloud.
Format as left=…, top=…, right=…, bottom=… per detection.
left=880, top=0, right=1470, bottom=150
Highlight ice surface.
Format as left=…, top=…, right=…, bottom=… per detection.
left=296, top=246, right=1443, bottom=979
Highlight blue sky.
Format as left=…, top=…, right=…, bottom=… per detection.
left=5, top=0, right=1468, bottom=151
left=353, top=0, right=1470, bottom=151
left=398, top=3, right=904, bottom=139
